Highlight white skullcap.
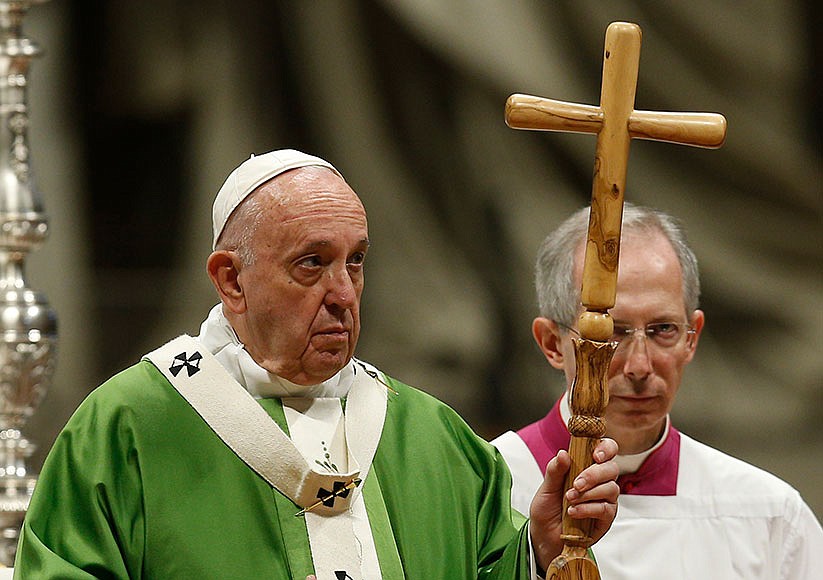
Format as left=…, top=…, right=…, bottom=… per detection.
left=212, top=149, right=340, bottom=249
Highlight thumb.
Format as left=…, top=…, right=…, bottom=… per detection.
left=541, top=449, right=571, bottom=493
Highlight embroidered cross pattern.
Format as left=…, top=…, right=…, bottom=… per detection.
left=169, top=351, right=203, bottom=377
left=318, top=480, right=353, bottom=507
left=295, top=478, right=362, bottom=517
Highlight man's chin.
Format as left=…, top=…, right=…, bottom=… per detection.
left=303, top=350, right=353, bottom=382
left=606, top=409, right=666, bottom=436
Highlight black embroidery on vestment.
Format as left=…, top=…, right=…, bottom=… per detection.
left=170, top=351, right=203, bottom=377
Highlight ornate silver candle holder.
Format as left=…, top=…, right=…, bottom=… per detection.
left=0, top=0, right=55, bottom=566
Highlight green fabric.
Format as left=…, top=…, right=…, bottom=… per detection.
left=361, top=469, right=406, bottom=578
left=15, top=361, right=532, bottom=579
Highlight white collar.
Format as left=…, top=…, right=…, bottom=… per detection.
left=196, top=304, right=354, bottom=399
left=560, top=390, right=670, bottom=475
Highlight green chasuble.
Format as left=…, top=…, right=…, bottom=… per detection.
left=15, top=360, right=534, bottom=579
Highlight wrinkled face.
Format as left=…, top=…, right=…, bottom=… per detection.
left=560, top=231, right=703, bottom=452
left=236, top=167, right=369, bottom=385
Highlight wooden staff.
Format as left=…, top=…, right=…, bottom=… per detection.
left=505, top=22, right=726, bottom=579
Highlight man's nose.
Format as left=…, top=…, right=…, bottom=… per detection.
left=324, top=266, right=357, bottom=309
left=620, top=331, right=653, bottom=380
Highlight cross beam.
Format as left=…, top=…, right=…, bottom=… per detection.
left=505, top=22, right=726, bottom=580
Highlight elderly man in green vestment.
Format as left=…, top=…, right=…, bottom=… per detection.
left=15, top=150, right=619, bottom=579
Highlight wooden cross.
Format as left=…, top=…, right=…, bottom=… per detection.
left=505, top=21, right=726, bottom=580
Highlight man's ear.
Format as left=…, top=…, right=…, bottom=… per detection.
left=532, top=317, right=567, bottom=370
left=683, top=308, right=705, bottom=363
left=206, top=251, right=246, bottom=314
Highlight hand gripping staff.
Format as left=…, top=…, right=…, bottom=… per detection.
left=504, top=22, right=726, bottom=579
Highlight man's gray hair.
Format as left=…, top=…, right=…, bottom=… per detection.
left=535, top=202, right=701, bottom=327
left=214, top=189, right=264, bottom=267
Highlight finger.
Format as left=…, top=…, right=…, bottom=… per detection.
left=568, top=460, right=619, bottom=494
left=593, top=437, right=618, bottom=463
left=567, top=497, right=618, bottom=521
left=541, top=449, right=571, bottom=493
left=566, top=479, right=620, bottom=505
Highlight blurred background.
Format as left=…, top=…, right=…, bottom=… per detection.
left=20, top=1, right=822, bottom=515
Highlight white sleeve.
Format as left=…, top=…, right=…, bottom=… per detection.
left=491, top=430, right=544, bottom=515
left=782, top=497, right=823, bottom=580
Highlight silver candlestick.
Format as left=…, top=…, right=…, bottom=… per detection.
left=0, top=0, right=55, bottom=566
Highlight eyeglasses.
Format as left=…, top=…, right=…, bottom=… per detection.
left=559, top=321, right=695, bottom=351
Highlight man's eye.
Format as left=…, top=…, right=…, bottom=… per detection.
left=298, top=256, right=322, bottom=268
left=648, top=323, right=678, bottom=338
left=348, top=252, right=366, bottom=265
left=612, top=326, right=631, bottom=339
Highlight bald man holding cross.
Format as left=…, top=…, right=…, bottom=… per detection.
left=493, top=21, right=823, bottom=580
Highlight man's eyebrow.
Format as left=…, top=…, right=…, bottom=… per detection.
left=293, top=240, right=331, bottom=254
left=300, top=238, right=370, bottom=251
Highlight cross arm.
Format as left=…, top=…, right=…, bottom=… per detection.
left=505, top=94, right=726, bottom=149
